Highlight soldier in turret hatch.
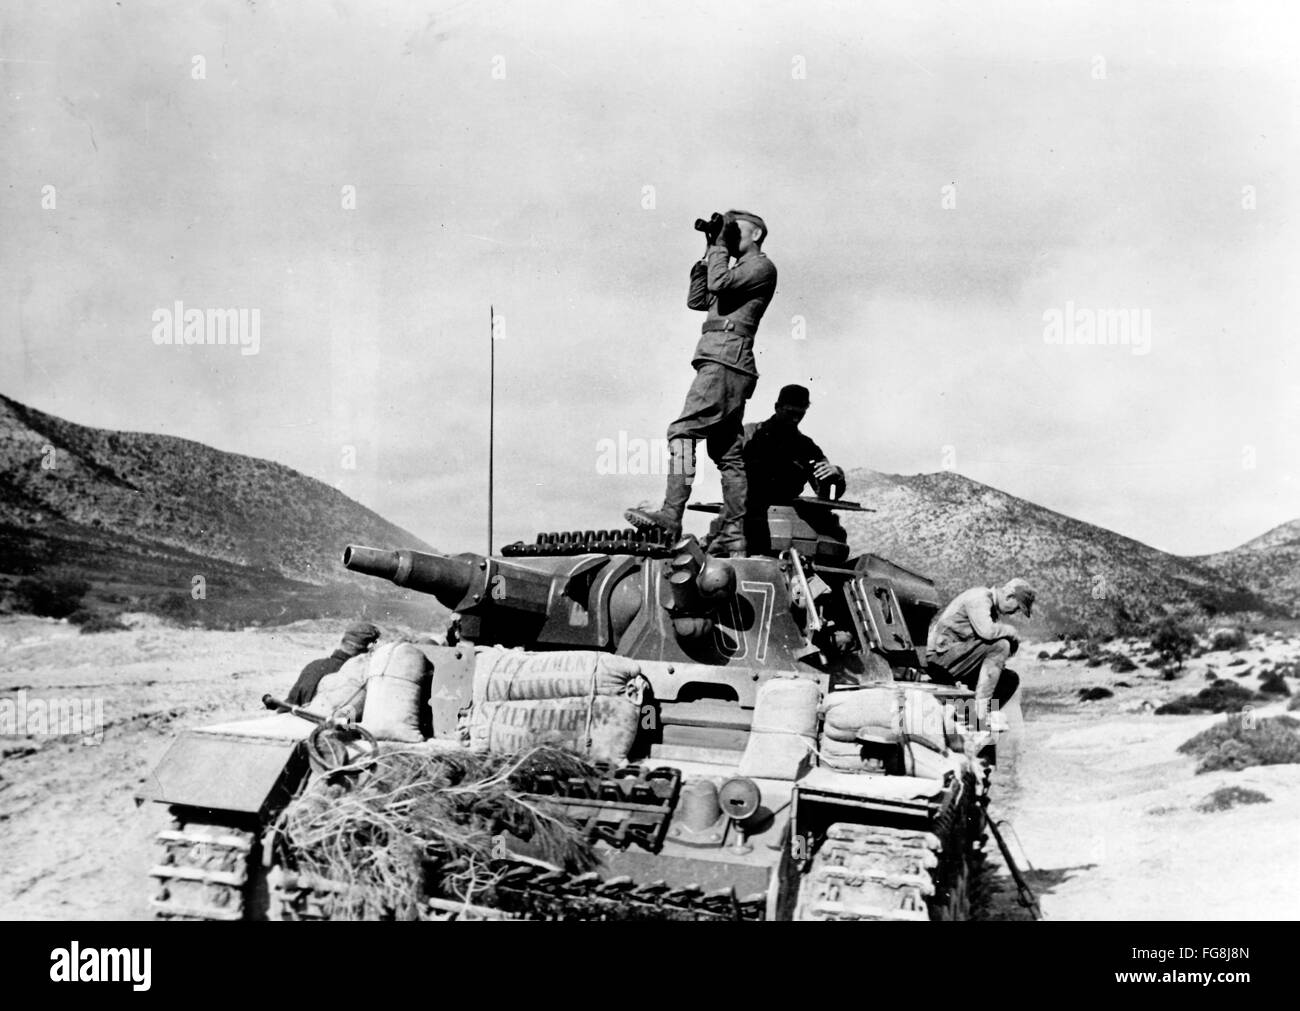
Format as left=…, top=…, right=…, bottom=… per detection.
left=705, top=383, right=847, bottom=553
left=741, top=384, right=845, bottom=506
left=626, top=210, right=778, bottom=558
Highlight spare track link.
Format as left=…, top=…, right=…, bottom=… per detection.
left=795, top=771, right=976, bottom=922
left=268, top=862, right=766, bottom=921
left=483, top=861, right=768, bottom=921
left=516, top=763, right=682, bottom=853
left=150, top=819, right=255, bottom=921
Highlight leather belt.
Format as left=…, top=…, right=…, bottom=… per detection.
left=700, top=318, right=755, bottom=339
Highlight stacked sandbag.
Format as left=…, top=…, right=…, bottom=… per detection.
left=817, top=687, right=950, bottom=776
left=466, top=648, right=646, bottom=762
left=818, top=736, right=871, bottom=772
left=361, top=642, right=431, bottom=743
left=305, top=652, right=371, bottom=720
left=821, top=687, right=900, bottom=745
left=738, top=675, right=819, bottom=780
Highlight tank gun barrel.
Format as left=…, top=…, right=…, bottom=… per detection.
left=343, top=544, right=479, bottom=610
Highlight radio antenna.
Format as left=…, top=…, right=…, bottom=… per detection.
left=488, top=304, right=495, bottom=556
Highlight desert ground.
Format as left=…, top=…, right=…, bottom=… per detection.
left=1, top=614, right=1297, bottom=920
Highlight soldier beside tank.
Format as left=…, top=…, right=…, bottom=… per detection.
left=626, top=209, right=777, bottom=558
left=285, top=620, right=381, bottom=706
left=924, top=579, right=1037, bottom=730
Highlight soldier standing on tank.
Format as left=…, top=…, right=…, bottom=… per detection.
left=625, top=210, right=777, bottom=557
left=285, top=620, right=381, bottom=706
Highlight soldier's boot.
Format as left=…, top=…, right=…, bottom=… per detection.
left=625, top=438, right=693, bottom=542
left=707, top=470, right=748, bottom=557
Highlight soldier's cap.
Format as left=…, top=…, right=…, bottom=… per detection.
left=1003, top=578, right=1036, bottom=618
left=726, top=210, right=768, bottom=240
left=341, top=620, right=381, bottom=653
left=777, top=384, right=811, bottom=408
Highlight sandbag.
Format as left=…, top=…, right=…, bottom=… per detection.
left=469, top=695, right=641, bottom=763
left=361, top=642, right=430, bottom=743
left=465, top=648, right=647, bottom=761
left=903, top=741, right=958, bottom=780
left=738, top=676, right=819, bottom=780
left=473, top=647, right=642, bottom=702
left=821, top=687, right=948, bottom=753
left=818, top=736, right=869, bottom=772
left=305, top=652, right=370, bottom=719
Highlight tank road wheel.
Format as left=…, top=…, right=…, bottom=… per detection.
left=149, top=812, right=269, bottom=921
left=793, top=823, right=972, bottom=922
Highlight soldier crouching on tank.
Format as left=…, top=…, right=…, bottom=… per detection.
left=625, top=210, right=778, bottom=557
left=924, top=579, right=1036, bottom=731
left=285, top=620, right=381, bottom=706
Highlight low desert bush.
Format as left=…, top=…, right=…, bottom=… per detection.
left=1156, top=680, right=1261, bottom=715
left=1178, top=714, right=1300, bottom=773
left=1195, top=786, right=1271, bottom=812
left=77, top=614, right=130, bottom=634
left=1207, top=627, right=1250, bottom=652
left=12, top=576, right=91, bottom=620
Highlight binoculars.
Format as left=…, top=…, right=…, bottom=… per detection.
left=693, top=211, right=725, bottom=237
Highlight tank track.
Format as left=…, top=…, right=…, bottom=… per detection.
left=150, top=818, right=258, bottom=921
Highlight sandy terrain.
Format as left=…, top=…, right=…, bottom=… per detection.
left=1, top=615, right=1297, bottom=920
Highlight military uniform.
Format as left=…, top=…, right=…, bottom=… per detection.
left=925, top=584, right=1034, bottom=716
left=741, top=415, right=829, bottom=506
left=285, top=621, right=380, bottom=706
left=629, top=212, right=777, bottom=551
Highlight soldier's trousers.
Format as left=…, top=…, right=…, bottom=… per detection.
left=665, top=362, right=756, bottom=528
left=926, top=638, right=1020, bottom=710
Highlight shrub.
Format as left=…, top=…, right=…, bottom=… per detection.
left=152, top=591, right=198, bottom=625
left=12, top=576, right=91, bottom=620
left=78, top=614, right=129, bottom=634
left=1259, top=672, right=1291, bottom=696
left=1078, top=687, right=1113, bottom=702
left=1208, top=627, right=1249, bottom=652
left=1178, top=714, right=1300, bottom=773
left=1149, top=613, right=1200, bottom=671
left=1110, top=655, right=1138, bottom=673
left=1156, top=681, right=1261, bottom=715
left=1195, top=786, right=1271, bottom=812
left=1288, top=695, right=1300, bottom=712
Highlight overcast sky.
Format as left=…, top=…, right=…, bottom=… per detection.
left=3, top=0, right=1297, bottom=556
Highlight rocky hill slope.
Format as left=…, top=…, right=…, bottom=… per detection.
left=0, top=393, right=439, bottom=627
left=839, top=469, right=1286, bottom=633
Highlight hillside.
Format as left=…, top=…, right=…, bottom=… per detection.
left=0, top=394, right=441, bottom=628
left=1198, top=519, right=1300, bottom=615
left=839, top=470, right=1284, bottom=633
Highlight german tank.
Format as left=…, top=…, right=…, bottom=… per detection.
left=141, top=495, right=996, bottom=920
